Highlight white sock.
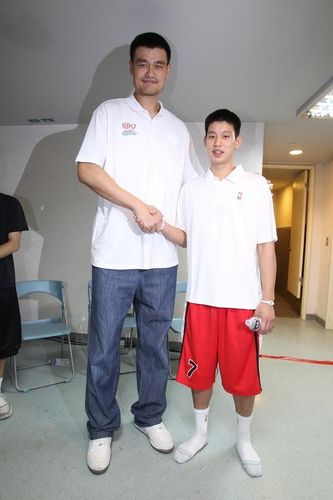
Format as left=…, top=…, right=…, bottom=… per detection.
left=174, top=407, right=209, bottom=464
left=0, top=377, right=3, bottom=392
left=236, top=412, right=262, bottom=477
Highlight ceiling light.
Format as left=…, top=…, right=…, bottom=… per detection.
left=297, top=77, right=333, bottom=119
left=288, top=143, right=303, bottom=156
left=289, top=149, right=303, bottom=156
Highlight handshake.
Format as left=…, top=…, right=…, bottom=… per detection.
left=134, top=204, right=165, bottom=234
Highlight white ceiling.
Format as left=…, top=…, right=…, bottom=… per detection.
left=1, top=0, right=333, bottom=165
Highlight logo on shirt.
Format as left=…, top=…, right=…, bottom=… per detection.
left=187, top=359, right=198, bottom=378
left=121, top=122, right=137, bottom=136
left=237, top=191, right=243, bottom=200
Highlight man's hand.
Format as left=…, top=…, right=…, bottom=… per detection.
left=254, top=302, right=275, bottom=334
left=134, top=205, right=163, bottom=233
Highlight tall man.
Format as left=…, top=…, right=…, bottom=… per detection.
left=76, top=32, right=198, bottom=474
left=0, top=193, right=28, bottom=420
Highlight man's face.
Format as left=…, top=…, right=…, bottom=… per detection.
left=204, top=121, right=241, bottom=167
left=130, top=46, right=170, bottom=97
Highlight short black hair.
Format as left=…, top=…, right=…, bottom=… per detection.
left=205, top=109, right=241, bottom=137
left=130, top=32, right=171, bottom=64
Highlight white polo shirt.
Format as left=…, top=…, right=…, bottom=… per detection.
left=177, top=165, right=277, bottom=309
left=76, top=95, right=197, bottom=269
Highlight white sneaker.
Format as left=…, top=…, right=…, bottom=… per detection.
left=87, top=437, right=112, bottom=474
left=135, top=422, right=174, bottom=453
left=0, top=393, right=12, bottom=420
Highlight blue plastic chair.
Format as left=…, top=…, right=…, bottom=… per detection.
left=170, top=281, right=187, bottom=333
left=169, top=281, right=187, bottom=379
left=13, top=280, right=75, bottom=392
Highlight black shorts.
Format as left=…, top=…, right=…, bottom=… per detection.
left=0, top=287, right=22, bottom=359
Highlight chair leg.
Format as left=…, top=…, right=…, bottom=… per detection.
left=65, top=334, right=75, bottom=381
left=168, top=353, right=178, bottom=380
left=12, top=337, right=75, bottom=392
left=60, top=335, right=65, bottom=358
left=12, top=356, right=27, bottom=392
left=168, top=336, right=180, bottom=380
left=128, top=328, right=134, bottom=353
left=119, top=329, right=136, bottom=375
left=120, top=328, right=135, bottom=355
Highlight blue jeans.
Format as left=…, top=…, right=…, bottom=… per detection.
left=86, top=265, right=177, bottom=439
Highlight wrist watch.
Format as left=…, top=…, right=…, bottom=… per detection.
left=261, top=299, right=275, bottom=306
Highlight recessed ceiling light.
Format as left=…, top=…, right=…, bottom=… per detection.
left=289, top=149, right=303, bottom=156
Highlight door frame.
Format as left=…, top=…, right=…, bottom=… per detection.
left=263, top=163, right=315, bottom=320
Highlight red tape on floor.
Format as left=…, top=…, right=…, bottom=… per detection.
left=260, top=354, right=333, bottom=365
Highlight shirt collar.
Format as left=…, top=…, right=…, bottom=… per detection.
left=127, top=94, right=164, bottom=116
left=205, top=164, right=244, bottom=185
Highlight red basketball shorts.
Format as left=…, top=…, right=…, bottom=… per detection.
left=176, top=303, right=262, bottom=396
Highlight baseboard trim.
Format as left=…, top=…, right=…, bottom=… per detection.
left=305, top=314, right=325, bottom=327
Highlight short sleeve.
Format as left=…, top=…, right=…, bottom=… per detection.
left=176, top=185, right=187, bottom=231
left=182, top=138, right=201, bottom=184
left=257, top=180, right=277, bottom=244
left=75, top=103, right=109, bottom=168
left=7, top=198, right=28, bottom=233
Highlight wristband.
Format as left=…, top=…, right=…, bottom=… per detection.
left=261, top=299, right=275, bottom=306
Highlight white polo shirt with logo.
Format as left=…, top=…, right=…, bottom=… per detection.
left=177, top=165, right=277, bottom=309
left=76, top=94, right=197, bottom=270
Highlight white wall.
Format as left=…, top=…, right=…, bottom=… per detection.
left=0, top=124, right=95, bottom=330
left=0, top=120, right=264, bottom=333
left=273, top=184, right=293, bottom=228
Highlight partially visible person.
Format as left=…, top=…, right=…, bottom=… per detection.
left=76, top=32, right=198, bottom=474
left=159, top=109, right=277, bottom=477
left=0, top=193, right=29, bottom=419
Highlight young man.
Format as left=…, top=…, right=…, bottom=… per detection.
left=0, top=193, right=28, bottom=419
left=76, top=32, right=198, bottom=474
left=160, top=109, right=277, bottom=477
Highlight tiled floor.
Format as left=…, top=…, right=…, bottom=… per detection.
left=1, top=318, right=333, bottom=500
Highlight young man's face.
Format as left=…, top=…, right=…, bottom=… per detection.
left=130, top=46, right=170, bottom=98
left=204, top=121, right=241, bottom=168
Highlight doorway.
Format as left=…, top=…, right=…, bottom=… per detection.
left=263, top=165, right=314, bottom=319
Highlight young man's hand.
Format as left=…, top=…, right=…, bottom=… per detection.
left=254, top=302, right=275, bottom=334
left=134, top=205, right=163, bottom=233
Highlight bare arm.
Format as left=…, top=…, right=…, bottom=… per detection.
left=255, top=241, right=277, bottom=334
left=135, top=216, right=187, bottom=246
left=161, top=222, right=187, bottom=248
left=77, top=162, right=162, bottom=231
left=0, top=232, right=21, bottom=259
